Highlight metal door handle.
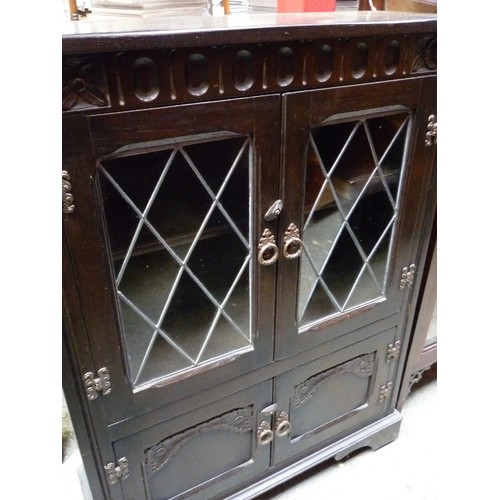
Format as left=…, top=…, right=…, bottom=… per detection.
left=275, top=411, right=291, bottom=438
left=258, top=229, right=279, bottom=266
left=283, top=223, right=303, bottom=259
left=257, top=422, right=274, bottom=446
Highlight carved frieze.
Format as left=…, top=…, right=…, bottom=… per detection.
left=293, top=353, right=375, bottom=409
left=145, top=407, right=253, bottom=475
left=62, top=33, right=435, bottom=114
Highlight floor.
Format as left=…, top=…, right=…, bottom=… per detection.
left=62, top=365, right=437, bottom=500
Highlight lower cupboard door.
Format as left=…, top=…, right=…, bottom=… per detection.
left=114, top=381, right=273, bottom=500
left=272, top=328, right=399, bottom=464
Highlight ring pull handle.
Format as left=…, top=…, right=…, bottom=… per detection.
left=258, top=229, right=279, bottom=266
left=257, top=421, right=274, bottom=446
left=283, top=223, right=303, bottom=260
left=275, top=412, right=291, bottom=438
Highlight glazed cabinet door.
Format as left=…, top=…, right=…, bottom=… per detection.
left=272, top=326, right=400, bottom=465
left=113, top=382, right=273, bottom=500
left=62, top=95, right=281, bottom=424
left=276, top=77, right=437, bottom=359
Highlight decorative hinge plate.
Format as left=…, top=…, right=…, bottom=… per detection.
left=105, top=457, right=130, bottom=486
left=386, top=340, right=401, bottom=361
left=378, top=382, right=393, bottom=403
left=83, top=368, right=111, bottom=400
left=399, top=264, right=416, bottom=289
left=425, top=114, right=437, bottom=146
left=62, top=170, right=75, bottom=214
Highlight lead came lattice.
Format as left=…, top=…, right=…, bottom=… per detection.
left=99, top=136, right=253, bottom=388
left=299, top=113, right=411, bottom=327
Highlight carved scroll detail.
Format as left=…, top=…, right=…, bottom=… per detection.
left=145, top=407, right=253, bottom=475
left=293, top=353, right=375, bottom=409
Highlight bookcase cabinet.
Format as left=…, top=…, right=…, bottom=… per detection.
left=62, top=11, right=437, bottom=499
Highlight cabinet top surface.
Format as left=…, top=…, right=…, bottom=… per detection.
left=62, top=11, right=436, bottom=54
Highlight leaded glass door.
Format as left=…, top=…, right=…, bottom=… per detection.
left=99, top=134, right=257, bottom=391
left=66, top=96, right=281, bottom=423
left=276, top=79, right=436, bottom=359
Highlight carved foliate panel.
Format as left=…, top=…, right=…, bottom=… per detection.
left=411, top=36, right=437, bottom=74
left=144, top=407, right=253, bottom=475
left=62, top=58, right=110, bottom=111
left=293, top=353, right=375, bottom=409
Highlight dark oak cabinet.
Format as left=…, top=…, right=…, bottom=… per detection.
left=64, top=95, right=281, bottom=424
left=62, top=11, right=437, bottom=500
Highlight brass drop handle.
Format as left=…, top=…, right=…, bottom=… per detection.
left=283, top=223, right=303, bottom=259
left=275, top=411, right=291, bottom=438
left=258, top=229, right=279, bottom=266
left=257, top=421, right=274, bottom=446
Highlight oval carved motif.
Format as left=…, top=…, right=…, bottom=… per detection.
left=315, top=44, right=334, bottom=83
left=132, top=57, right=160, bottom=102
left=351, top=42, right=369, bottom=79
left=276, top=47, right=295, bottom=87
left=232, top=50, right=255, bottom=92
left=384, top=39, right=401, bottom=75
left=186, top=53, right=210, bottom=97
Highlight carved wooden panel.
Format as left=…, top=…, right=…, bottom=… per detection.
left=289, top=351, right=376, bottom=442
left=62, top=33, right=436, bottom=113
left=143, top=406, right=257, bottom=499
left=293, top=353, right=375, bottom=410
left=144, top=407, right=253, bottom=476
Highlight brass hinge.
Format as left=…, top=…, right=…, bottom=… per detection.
left=425, top=114, right=437, bottom=146
left=386, top=340, right=401, bottom=361
left=378, top=382, right=393, bottom=403
left=104, top=457, right=129, bottom=486
left=62, top=170, right=75, bottom=214
left=399, top=264, right=416, bottom=289
left=83, top=368, right=111, bottom=400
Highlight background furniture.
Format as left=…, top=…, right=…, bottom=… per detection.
left=62, top=11, right=437, bottom=499
left=359, top=0, right=437, bottom=12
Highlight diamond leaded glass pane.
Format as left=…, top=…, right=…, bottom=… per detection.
left=298, top=112, right=410, bottom=328
left=99, top=135, right=253, bottom=389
